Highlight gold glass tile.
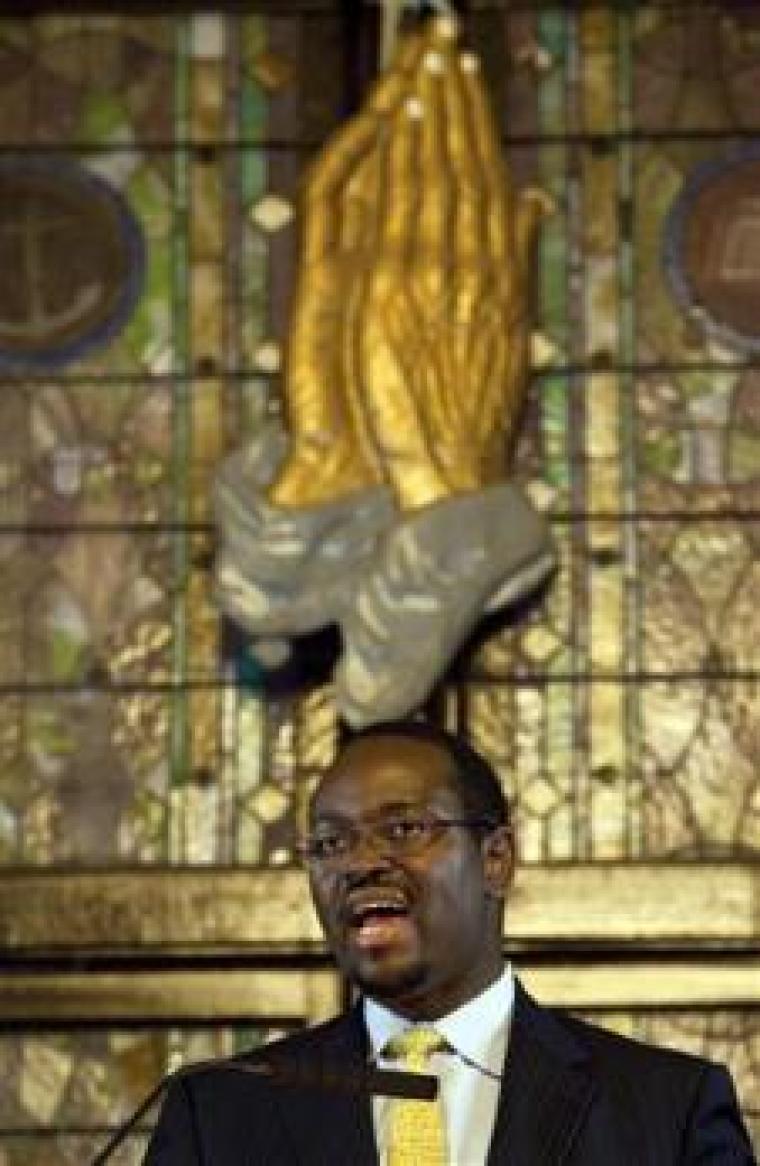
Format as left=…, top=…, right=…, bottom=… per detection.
left=295, top=684, right=338, bottom=771
left=251, top=49, right=295, bottom=93
left=190, top=262, right=225, bottom=365
left=191, top=60, right=226, bottom=141
left=191, top=166, right=225, bottom=260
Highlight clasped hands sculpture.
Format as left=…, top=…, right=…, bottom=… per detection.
left=215, top=15, right=555, bottom=725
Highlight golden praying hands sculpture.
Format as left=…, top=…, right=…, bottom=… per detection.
left=215, top=16, right=556, bottom=725
left=270, top=18, right=549, bottom=513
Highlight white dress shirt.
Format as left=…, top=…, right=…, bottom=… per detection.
left=364, top=965, right=514, bottom=1166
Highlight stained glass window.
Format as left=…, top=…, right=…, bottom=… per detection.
left=0, top=3, right=758, bottom=1157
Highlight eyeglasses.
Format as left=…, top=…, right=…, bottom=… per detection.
left=296, top=814, right=498, bottom=869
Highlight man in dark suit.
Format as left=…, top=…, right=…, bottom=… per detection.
left=144, top=722, right=755, bottom=1164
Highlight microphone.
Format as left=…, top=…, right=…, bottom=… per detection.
left=91, top=1054, right=438, bottom=1165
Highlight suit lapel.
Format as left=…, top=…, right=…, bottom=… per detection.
left=268, top=1006, right=378, bottom=1166
left=487, top=983, right=596, bottom=1166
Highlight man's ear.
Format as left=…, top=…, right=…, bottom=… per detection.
left=482, top=825, right=515, bottom=899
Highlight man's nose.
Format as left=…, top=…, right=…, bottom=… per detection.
left=345, top=826, right=395, bottom=868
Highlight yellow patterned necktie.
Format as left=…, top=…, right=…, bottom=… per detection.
left=385, top=1027, right=448, bottom=1166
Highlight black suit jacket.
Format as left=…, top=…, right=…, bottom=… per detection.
left=143, top=983, right=755, bottom=1165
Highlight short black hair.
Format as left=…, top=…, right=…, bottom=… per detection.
left=344, top=719, right=510, bottom=829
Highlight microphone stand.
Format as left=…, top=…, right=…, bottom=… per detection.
left=91, top=1056, right=438, bottom=1165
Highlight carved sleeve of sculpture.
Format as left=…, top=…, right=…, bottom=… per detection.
left=214, top=16, right=557, bottom=726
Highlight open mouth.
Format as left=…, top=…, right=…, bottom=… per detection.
left=345, top=893, right=415, bottom=949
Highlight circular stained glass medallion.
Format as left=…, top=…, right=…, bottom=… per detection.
left=0, top=157, right=145, bottom=369
left=664, top=146, right=760, bottom=354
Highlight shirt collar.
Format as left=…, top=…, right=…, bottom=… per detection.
left=364, top=963, right=514, bottom=1070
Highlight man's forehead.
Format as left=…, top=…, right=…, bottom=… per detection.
left=311, top=734, right=460, bottom=817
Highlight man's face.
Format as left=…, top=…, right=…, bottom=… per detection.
left=307, top=735, right=512, bottom=1019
